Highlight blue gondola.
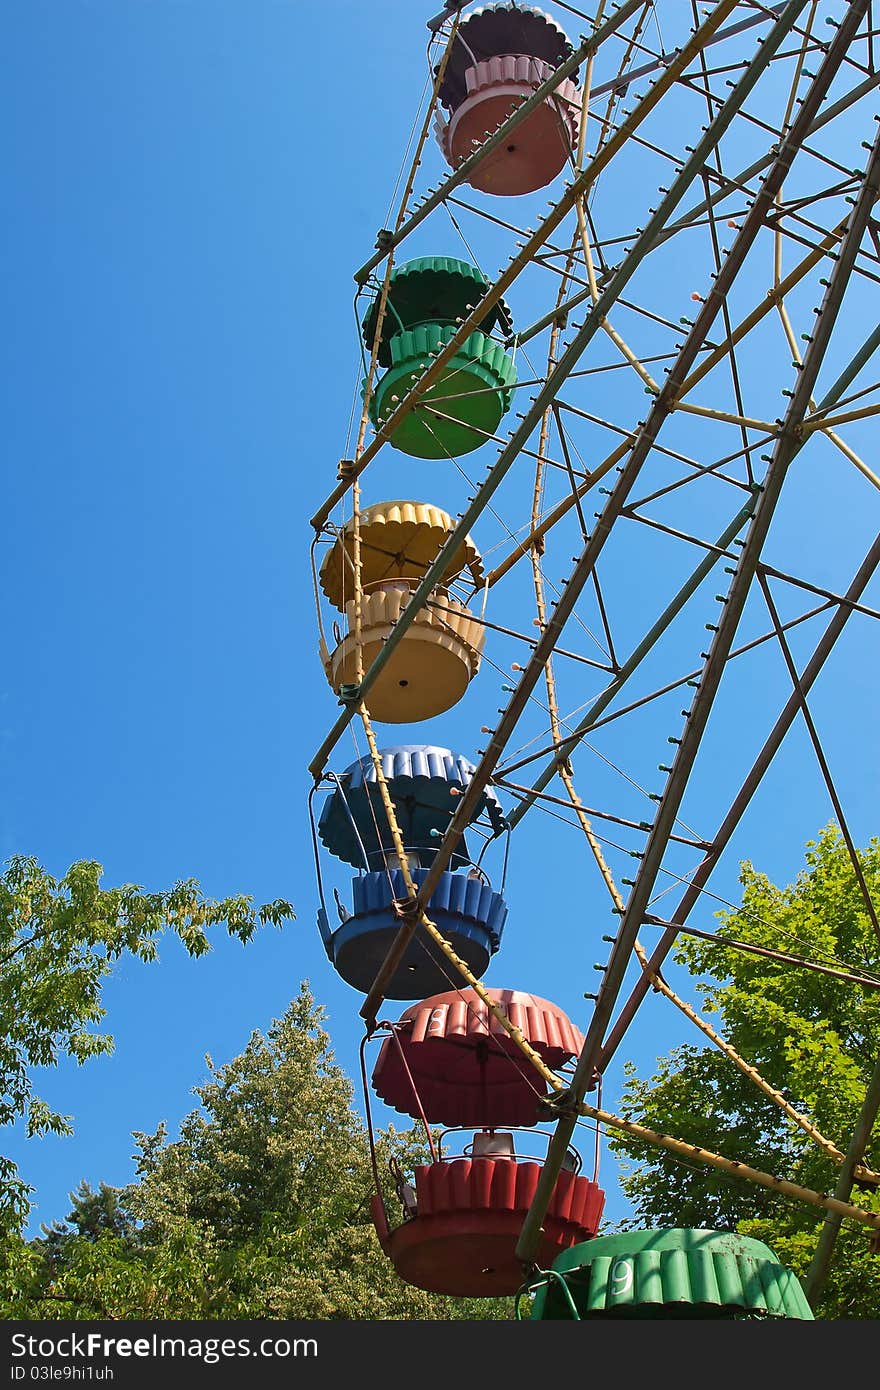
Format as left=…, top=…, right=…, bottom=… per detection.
left=317, top=866, right=507, bottom=997
left=312, top=745, right=509, bottom=998
left=317, top=744, right=506, bottom=870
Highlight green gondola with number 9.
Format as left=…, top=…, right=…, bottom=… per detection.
left=524, top=1228, right=814, bottom=1319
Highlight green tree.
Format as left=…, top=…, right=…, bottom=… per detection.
left=0, top=854, right=293, bottom=1230
left=4, top=985, right=509, bottom=1320
left=40, top=1180, right=136, bottom=1265
left=609, top=824, right=880, bottom=1317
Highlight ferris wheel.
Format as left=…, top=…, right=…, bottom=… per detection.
left=306, top=0, right=880, bottom=1317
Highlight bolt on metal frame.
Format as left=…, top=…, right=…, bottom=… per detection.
left=309, top=0, right=880, bottom=1307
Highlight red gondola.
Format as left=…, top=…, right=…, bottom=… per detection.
left=365, top=988, right=605, bottom=1295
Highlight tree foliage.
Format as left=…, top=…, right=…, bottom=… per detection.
left=3, top=985, right=508, bottom=1320
left=0, top=855, right=294, bottom=1229
left=41, top=1180, right=137, bottom=1259
left=610, top=824, right=880, bottom=1317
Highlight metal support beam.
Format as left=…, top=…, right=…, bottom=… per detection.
left=515, top=1, right=876, bottom=1266
left=758, top=572, right=880, bottom=944
left=811, top=319, right=880, bottom=415
left=504, top=495, right=759, bottom=832
left=586, top=3, right=788, bottom=103
left=600, top=526, right=880, bottom=1066
left=309, top=0, right=801, bottom=784
left=596, top=102, right=879, bottom=1110
left=353, top=0, right=647, bottom=285
left=356, top=0, right=812, bottom=1022
left=515, top=70, right=880, bottom=348
left=364, top=3, right=797, bottom=296
left=310, top=0, right=744, bottom=535
left=658, top=73, right=880, bottom=244
left=804, top=1052, right=880, bottom=1307
left=643, top=915, right=880, bottom=992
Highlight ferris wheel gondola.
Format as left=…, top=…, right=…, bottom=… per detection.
left=312, top=745, right=509, bottom=996
left=366, top=988, right=605, bottom=1295
left=433, top=3, right=581, bottom=195
left=307, top=0, right=880, bottom=1311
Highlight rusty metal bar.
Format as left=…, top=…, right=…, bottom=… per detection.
left=357, top=0, right=815, bottom=1022
left=353, top=0, right=647, bottom=284
left=758, top=571, right=880, bottom=943
left=569, top=1094, right=880, bottom=1231
left=515, top=2, right=877, bottom=1265
left=516, top=69, right=880, bottom=347
left=503, top=495, right=758, bottom=831
left=600, top=527, right=880, bottom=1066
left=643, top=914, right=880, bottom=992
left=594, top=117, right=879, bottom=1086
left=309, top=0, right=764, bottom=783
left=497, top=598, right=833, bottom=779
left=311, top=0, right=744, bottom=536
left=804, top=1052, right=880, bottom=1305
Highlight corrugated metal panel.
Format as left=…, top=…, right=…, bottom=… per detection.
left=581, top=1247, right=811, bottom=1316
left=437, top=57, right=579, bottom=154
left=414, top=1158, right=603, bottom=1238
left=337, top=585, right=484, bottom=659
left=403, top=987, right=582, bottom=1056
left=318, top=499, right=484, bottom=608
left=317, top=745, right=506, bottom=867
left=438, top=57, right=579, bottom=153
left=467, top=53, right=555, bottom=93
left=387, top=325, right=517, bottom=395
left=533, top=1229, right=814, bottom=1320
left=385, top=1166, right=605, bottom=1297
left=350, top=869, right=507, bottom=944
left=372, top=986, right=583, bottom=1126
left=436, top=3, right=576, bottom=111
left=346, top=744, right=487, bottom=790
left=360, top=258, right=513, bottom=361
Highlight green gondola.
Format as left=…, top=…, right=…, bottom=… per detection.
left=362, top=256, right=516, bottom=458
left=525, top=1228, right=814, bottom=1320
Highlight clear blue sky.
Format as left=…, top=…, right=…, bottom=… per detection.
left=4, top=0, right=879, bottom=1240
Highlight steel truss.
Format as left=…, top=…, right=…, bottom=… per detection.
left=308, top=0, right=880, bottom=1306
